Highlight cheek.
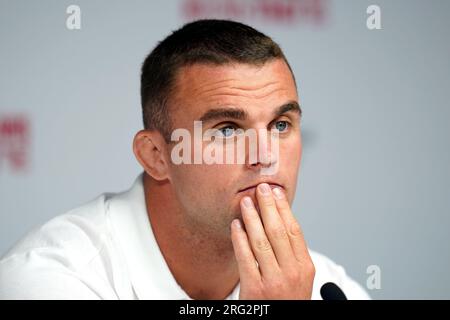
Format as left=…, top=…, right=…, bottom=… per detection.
left=279, top=137, right=302, bottom=199
left=280, top=136, right=302, bottom=167
left=169, top=162, right=237, bottom=195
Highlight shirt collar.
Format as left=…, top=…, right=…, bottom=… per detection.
left=107, top=173, right=240, bottom=300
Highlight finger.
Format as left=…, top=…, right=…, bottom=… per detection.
left=230, top=219, right=261, bottom=284
left=272, top=187, right=310, bottom=262
left=240, top=196, right=280, bottom=278
left=255, top=183, right=297, bottom=268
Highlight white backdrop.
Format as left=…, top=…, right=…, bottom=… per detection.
left=1, top=0, right=450, bottom=299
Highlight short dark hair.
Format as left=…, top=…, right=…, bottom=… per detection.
left=140, top=19, right=294, bottom=142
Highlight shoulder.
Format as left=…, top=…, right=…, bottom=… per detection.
left=0, top=193, right=124, bottom=299
left=309, top=249, right=371, bottom=300
left=1, top=194, right=110, bottom=262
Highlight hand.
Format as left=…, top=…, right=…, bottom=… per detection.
left=231, top=183, right=315, bottom=300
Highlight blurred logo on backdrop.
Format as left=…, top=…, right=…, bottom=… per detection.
left=0, top=114, right=30, bottom=172
left=181, top=0, right=329, bottom=26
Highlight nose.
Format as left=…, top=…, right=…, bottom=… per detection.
left=245, top=129, right=279, bottom=173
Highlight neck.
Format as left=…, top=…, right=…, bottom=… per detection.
left=143, top=174, right=239, bottom=300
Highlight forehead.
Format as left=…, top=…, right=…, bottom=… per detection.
left=169, top=59, right=298, bottom=122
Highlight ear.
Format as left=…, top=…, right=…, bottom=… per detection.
left=133, top=130, right=169, bottom=181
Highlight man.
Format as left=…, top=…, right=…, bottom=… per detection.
left=0, top=19, right=369, bottom=300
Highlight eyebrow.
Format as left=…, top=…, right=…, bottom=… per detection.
left=198, top=101, right=302, bottom=123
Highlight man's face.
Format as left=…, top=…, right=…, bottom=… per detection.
left=164, top=59, right=302, bottom=237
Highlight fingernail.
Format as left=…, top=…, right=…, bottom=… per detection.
left=243, top=196, right=254, bottom=208
left=273, top=187, right=284, bottom=199
left=258, top=183, right=271, bottom=195
left=233, top=219, right=242, bottom=229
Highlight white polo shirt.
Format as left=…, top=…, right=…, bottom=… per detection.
left=0, top=173, right=370, bottom=300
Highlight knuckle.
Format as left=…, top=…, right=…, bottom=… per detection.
left=288, top=221, right=303, bottom=238
left=268, top=225, right=288, bottom=241
left=260, top=196, right=276, bottom=208
left=305, top=261, right=316, bottom=278
left=285, top=269, right=301, bottom=283
left=235, top=252, right=249, bottom=264
left=244, top=207, right=260, bottom=221
left=254, top=237, right=272, bottom=253
left=310, top=264, right=316, bottom=277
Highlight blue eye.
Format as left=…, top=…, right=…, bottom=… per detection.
left=218, top=126, right=236, bottom=137
left=273, top=121, right=289, bottom=132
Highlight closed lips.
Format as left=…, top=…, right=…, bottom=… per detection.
left=238, top=183, right=283, bottom=193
